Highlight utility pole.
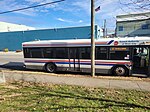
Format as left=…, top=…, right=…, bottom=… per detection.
left=103, top=19, right=106, bottom=38
left=148, top=52, right=150, bottom=77
left=91, top=0, right=95, bottom=77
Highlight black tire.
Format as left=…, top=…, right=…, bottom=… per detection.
left=45, top=63, right=56, bottom=73
left=113, top=66, right=128, bottom=76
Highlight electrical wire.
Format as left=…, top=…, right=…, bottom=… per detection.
left=0, top=0, right=65, bottom=14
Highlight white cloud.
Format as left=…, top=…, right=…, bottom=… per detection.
left=79, top=20, right=83, bottom=23
left=56, top=18, right=84, bottom=24
left=56, top=18, right=73, bottom=23
left=57, top=18, right=65, bottom=22
left=25, top=0, right=59, bottom=9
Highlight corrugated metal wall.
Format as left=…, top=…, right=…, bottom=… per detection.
left=0, top=25, right=99, bottom=50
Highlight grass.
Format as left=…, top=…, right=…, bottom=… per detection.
left=0, top=81, right=150, bottom=112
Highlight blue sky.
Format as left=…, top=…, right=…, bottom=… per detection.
left=0, top=0, right=148, bottom=32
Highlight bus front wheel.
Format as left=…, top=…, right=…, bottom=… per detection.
left=45, top=63, right=56, bottom=73
left=113, top=66, right=128, bottom=76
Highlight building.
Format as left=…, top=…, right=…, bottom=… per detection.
left=116, top=12, right=150, bottom=37
left=0, top=25, right=102, bottom=51
left=0, top=21, right=35, bottom=32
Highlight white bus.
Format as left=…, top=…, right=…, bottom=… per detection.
left=22, top=37, right=150, bottom=76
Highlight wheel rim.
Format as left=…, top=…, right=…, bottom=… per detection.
left=115, top=67, right=125, bottom=76
left=46, top=64, right=55, bottom=72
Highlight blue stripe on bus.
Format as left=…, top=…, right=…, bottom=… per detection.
left=107, top=40, right=114, bottom=45
left=55, top=62, right=114, bottom=66
left=25, top=61, right=114, bottom=66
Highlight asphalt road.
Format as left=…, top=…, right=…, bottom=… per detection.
left=0, top=52, right=24, bottom=70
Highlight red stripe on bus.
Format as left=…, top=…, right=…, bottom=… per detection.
left=25, top=59, right=132, bottom=65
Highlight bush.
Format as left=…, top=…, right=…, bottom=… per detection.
left=3, top=48, right=9, bottom=52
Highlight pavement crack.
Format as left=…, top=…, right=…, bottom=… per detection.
left=136, top=81, right=142, bottom=91
left=109, top=80, right=110, bottom=88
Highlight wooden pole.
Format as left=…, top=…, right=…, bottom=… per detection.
left=91, top=0, right=95, bottom=77
left=148, top=48, right=150, bottom=77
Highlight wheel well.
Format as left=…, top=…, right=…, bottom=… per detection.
left=44, top=62, right=56, bottom=70
left=111, top=65, right=129, bottom=75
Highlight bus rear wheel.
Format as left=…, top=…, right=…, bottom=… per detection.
left=113, top=66, right=128, bottom=76
left=45, top=63, right=56, bottom=73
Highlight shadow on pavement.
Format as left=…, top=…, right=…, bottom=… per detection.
left=0, top=62, right=149, bottom=78
left=0, top=62, right=25, bottom=71
left=38, top=88, right=150, bottom=110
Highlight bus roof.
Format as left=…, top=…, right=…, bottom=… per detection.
left=22, top=37, right=150, bottom=47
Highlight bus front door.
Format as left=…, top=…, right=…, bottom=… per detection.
left=132, top=47, right=149, bottom=75
left=69, top=48, right=80, bottom=71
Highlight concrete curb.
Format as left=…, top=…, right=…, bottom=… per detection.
left=2, top=70, right=150, bottom=91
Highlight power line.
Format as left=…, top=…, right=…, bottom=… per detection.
left=0, top=0, right=65, bottom=15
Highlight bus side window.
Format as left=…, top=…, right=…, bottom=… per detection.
left=96, top=47, right=107, bottom=60
left=43, top=48, right=54, bottom=58
left=69, top=48, right=76, bottom=59
left=110, top=47, right=130, bottom=60
left=80, top=47, right=90, bottom=59
left=55, top=48, right=68, bottom=59
left=23, top=48, right=31, bottom=58
left=30, top=48, right=43, bottom=58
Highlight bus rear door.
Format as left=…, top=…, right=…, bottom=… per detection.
left=69, top=48, right=80, bottom=71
